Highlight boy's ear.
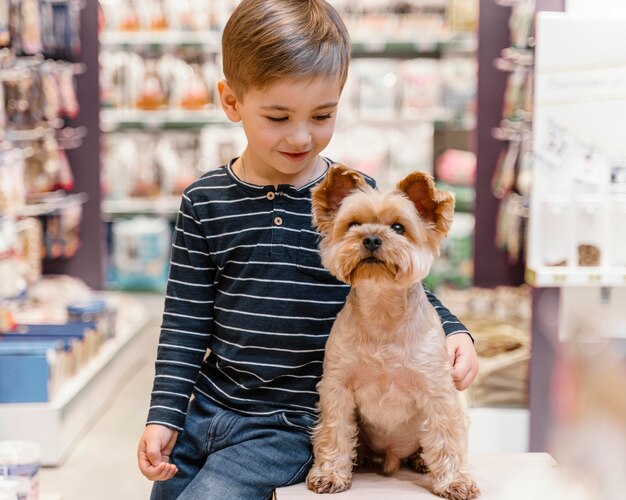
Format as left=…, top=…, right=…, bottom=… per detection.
left=312, top=164, right=366, bottom=234
left=217, top=80, right=241, bottom=122
left=397, top=171, right=455, bottom=238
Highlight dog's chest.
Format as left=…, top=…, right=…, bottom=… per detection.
left=351, top=349, right=423, bottom=420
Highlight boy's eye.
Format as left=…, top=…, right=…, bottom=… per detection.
left=265, top=116, right=288, bottom=123
left=313, top=114, right=333, bottom=122
left=391, top=223, right=405, bottom=234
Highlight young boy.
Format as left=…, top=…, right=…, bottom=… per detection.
left=137, top=1, right=478, bottom=498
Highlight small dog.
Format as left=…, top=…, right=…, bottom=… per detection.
left=306, top=164, right=479, bottom=499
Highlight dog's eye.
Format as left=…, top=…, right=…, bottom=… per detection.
left=348, top=222, right=361, bottom=229
left=391, top=223, right=405, bottom=234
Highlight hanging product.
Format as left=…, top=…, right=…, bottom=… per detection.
left=0, top=0, right=9, bottom=47
left=0, top=146, right=26, bottom=214
left=110, top=217, right=171, bottom=290
left=40, top=194, right=83, bottom=259
left=0, top=218, right=27, bottom=299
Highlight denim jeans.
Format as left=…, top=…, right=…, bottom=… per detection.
left=150, top=393, right=315, bottom=499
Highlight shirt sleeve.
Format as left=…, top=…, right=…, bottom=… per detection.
left=146, top=191, right=216, bottom=430
left=424, top=285, right=474, bottom=342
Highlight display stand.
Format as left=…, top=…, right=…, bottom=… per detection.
left=528, top=9, right=626, bottom=451
left=0, top=297, right=150, bottom=466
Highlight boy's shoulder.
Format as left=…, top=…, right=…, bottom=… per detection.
left=183, top=165, right=232, bottom=197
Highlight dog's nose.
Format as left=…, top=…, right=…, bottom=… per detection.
left=363, top=235, right=382, bottom=252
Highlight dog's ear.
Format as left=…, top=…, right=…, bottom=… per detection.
left=312, top=164, right=366, bottom=234
left=397, top=172, right=455, bottom=237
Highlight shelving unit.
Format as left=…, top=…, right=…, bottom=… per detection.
left=100, top=30, right=221, bottom=48
left=350, top=31, right=477, bottom=56
left=98, top=1, right=479, bottom=290
left=101, top=195, right=181, bottom=219
left=100, top=108, right=227, bottom=131
left=0, top=297, right=151, bottom=465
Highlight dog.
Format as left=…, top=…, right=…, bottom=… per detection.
left=305, top=164, right=479, bottom=499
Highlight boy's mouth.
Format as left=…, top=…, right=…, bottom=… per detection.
left=280, top=151, right=310, bottom=162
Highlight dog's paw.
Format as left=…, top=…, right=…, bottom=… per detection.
left=435, top=472, right=480, bottom=500
left=306, top=465, right=352, bottom=494
left=403, top=447, right=430, bottom=474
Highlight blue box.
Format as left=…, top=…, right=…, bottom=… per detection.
left=0, top=323, right=97, bottom=403
left=0, top=342, right=60, bottom=403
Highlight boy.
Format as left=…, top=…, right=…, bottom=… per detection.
left=137, top=1, right=478, bottom=498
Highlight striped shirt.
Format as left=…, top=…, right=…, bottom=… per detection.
left=147, top=159, right=472, bottom=430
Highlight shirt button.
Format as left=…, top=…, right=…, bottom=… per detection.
left=266, top=192, right=275, bottom=200
left=274, top=216, right=283, bottom=226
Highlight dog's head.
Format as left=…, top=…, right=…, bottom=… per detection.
left=311, top=164, right=454, bottom=286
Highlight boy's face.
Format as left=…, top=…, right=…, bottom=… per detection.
left=219, top=76, right=342, bottom=185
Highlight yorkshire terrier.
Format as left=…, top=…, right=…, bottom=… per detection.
left=306, top=164, right=479, bottom=499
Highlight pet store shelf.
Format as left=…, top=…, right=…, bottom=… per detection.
left=350, top=32, right=477, bottom=57
left=100, top=30, right=476, bottom=57
left=5, top=193, right=88, bottom=218
left=339, top=109, right=476, bottom=131
left=0, top=296, right=151, bottom=465
left=101, top=196, right=181, bottom=219
left=525, top=267, right=626, bottom=287
left=100, top=109, right=232, bottom=131
left=99, top=30, right=221, bottom=49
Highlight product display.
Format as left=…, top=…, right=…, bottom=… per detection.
left=490, top=0, right=535, bottom=266
left=528, top=13, right=626, bottom=284
left=0, top=11, right=87, bottom=271
left=438, top=285, right=531, bottom=408
left=100, top=49, right=219, bottom=111
left=0, top=440, right=42, bottom=500
left=108, top=217, right=171, bottom=290
left=98, top=0, right=478, bottom=291
left=0, top=275, right=118, bottom=404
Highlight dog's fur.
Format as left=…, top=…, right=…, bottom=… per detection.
left=306, top=164, right=479, bottom=499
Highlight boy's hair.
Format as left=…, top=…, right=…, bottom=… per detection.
left=222, top=0, right=350, bottom=98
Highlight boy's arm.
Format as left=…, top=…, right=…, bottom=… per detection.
left=146, top=191, right=216, bottom=431
left=424, top=286, right=473, bottom=341
left=424, top=286, right=478, bottom=390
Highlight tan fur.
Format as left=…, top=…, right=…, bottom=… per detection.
left=306, top=165, right=480, bottom=499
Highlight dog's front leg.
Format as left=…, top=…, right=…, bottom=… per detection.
left=418, top=396, right=480, bottom=500
left=306, top=377, right=358, bottom=494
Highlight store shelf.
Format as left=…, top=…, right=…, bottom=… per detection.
left=100, top=108, right=230, bottom=131
left=101, top=196, right=181, bottom=218
left=6, top=193, right=88, bottom=218
left=525, top=267, right=626, bottom=287
left=351, top=32, right=477, bottom=57
left=100, top=30, right=476, bottom=57
left=100, top=30, right=221, bottom=49
left=339, top=109, right=475, bottom=131
left=0, top=296, right=151, bottom=465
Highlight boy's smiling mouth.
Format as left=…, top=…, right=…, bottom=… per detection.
left=280, top=151, right=310, bottom=162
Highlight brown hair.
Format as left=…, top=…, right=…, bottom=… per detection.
left=221, top=0, right=350, bottom=99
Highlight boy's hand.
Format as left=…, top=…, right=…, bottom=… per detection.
left=138, top=424, right=179, bottom=481
left=446, top=333, right=479, bottom=391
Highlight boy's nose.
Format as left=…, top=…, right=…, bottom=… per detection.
left=286, top=125, right=312, bottom=146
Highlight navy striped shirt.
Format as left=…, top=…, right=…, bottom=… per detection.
left=147, top=159, right=472, bottom=430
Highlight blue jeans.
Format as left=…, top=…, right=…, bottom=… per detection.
left=150, top=393, right=315, bottom=499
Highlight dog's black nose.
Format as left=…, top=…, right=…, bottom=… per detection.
left=363, top=235, right=382, bottom=252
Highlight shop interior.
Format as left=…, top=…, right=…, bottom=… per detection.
left=0, top=0, right=625, bottom=499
